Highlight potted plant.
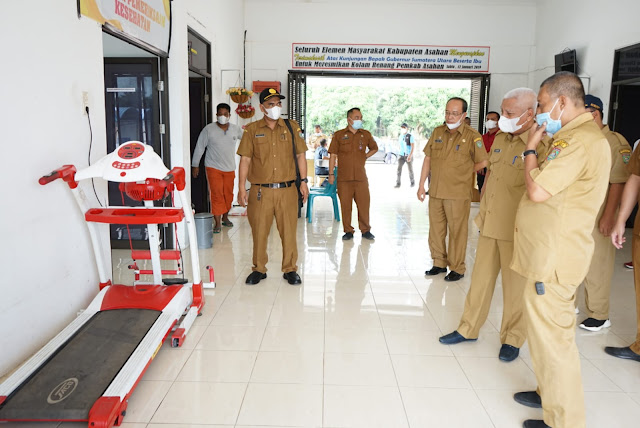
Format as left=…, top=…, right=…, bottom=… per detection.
left=226, top=87, right=253, bottom=104
left=236, top=103, right=255, bottom=119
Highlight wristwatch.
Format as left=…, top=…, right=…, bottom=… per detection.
left=522, top=149, right=537, bottom=159
left=301, top=178, right=308, bottom=183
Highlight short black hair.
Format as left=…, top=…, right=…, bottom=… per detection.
left=347, top=107, right=361, bottom=117
left=486, top=111, right=501, bottom=119
left=448, top=97, right=468, bottom=113
left=314, top=124, right=321, bottom=128
left=319, top=139, right=327, bottom=147
left=540, top=71, right=585, bottom=107
left=216, top=103, right=231, bottom=114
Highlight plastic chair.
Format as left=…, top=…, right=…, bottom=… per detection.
left=307, top=167, right=340, bottom=223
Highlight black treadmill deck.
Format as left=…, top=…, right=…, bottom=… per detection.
left=0, top=308, right=161, bottom=421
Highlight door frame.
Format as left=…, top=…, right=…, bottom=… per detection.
left=287, top=70, right=491, bottom=138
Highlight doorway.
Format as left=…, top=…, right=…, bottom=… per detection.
left=187, top=29, right=213, bottom=214
left=103, top=32, right=170, bottom=249
left=609, top=42, right=640, bottom=228
left=288, top=71, right=490, bottom=139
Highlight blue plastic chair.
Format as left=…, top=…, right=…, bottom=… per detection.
left=307, top=167, right=340, bottom=223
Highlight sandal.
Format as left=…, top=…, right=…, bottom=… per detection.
left=222, top=220, right=234, bottom=227
left=213, top=227, right=221, bottom=234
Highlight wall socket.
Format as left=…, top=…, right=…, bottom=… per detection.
left=82, top=91, right=89, bottom=113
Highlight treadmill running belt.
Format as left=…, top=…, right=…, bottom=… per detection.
left=0, top=308, right=161, bottom=421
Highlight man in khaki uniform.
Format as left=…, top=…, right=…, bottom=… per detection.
left=511, top=72, right=611, bottom=428
left=417, top=97, right=488, bottom=281
left=308, top=124, right=328, bottom=150
left=439, top=88, right=551, bottom=363
left=237, top=88, right=309, bottom=286
left=328, top=107, right=378, bottom=241
left=608, top=143, right=640, bottom=363
left=578, top=94, right=630, bottom=331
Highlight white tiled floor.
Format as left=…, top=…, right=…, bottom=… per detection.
left=7, top=163, right=640, bottom=427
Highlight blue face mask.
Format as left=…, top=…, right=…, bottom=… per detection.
left=536, top=98, right=564, bottom=135
left=351, top=119, right=363, bottom=130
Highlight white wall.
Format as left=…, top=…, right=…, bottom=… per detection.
left=531, top=0, right=640, bottom=124
left=0, top=2, right=109, bottom=376
left=0, top=0, right=244, bottom=377
left=243, top=0, right=538, bottom=116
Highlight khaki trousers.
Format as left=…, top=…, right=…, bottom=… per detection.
left=582, top=224, right=616, bottom=319
left=524, top=278, right=585, bottom=428
left=337, top=180, right=371, bottom=234
left=631, top=236, right=640, bottom=354
left=247, top=185, right=298, bottom=273
left=428, top=197, right=470, bottom=274
left=457, top=236, right=527, bottom=347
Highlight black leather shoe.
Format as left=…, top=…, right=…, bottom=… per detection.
left=245, top=271, right=266, bottom=285
left=604, top=346, right=640, bottom=362
left=283, top=271, right=302, bottom=285
left=444, top=271, right=464, bottom=282
left=394, top=183, right=401, bottom=188
left=523, top=420, right=551, bottom=428
left=362, top=231, right=375, bottom=240
left=425, top=266, right=447, bottom=276
left=342, top=232, right=354, bottom=240
left=499, top=344, right=520, bottom=362
left=439, top=330, right=477, bottom=345
left=514, top=391, right=542, bottom=408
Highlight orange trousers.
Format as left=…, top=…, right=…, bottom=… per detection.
left=205, top=167, right=235, bottom=216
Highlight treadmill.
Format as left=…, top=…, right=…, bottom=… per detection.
left=0, top=142, right=212, bottom=427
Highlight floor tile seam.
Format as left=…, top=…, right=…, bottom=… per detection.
left=372, top=301, right=413, bottom=428
left=144, top=376, right=178, bottom=425
left=163, top=343, right=197, bottom=386
left=580, top=357, right=629, bottom=393
left=467, top=382, right=500, bottom=428
left=232, top=281, right=282, bottom=426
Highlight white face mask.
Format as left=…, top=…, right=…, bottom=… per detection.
left=446, top=117, right=463, bottom=130
left=485, top=119, right=497, bottom=130
left=264, top=106, right=281, bottom=120
left=217, top=115, right=229, bottom=125
left=498, top=111, right=527, bottom=134
left=400, top=128, right=408, bottom=134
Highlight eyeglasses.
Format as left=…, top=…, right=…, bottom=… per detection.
left=445, top=111, right=463, bottom=117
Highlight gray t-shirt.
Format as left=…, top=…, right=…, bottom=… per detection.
left=191, top=122, right=243, bottom=172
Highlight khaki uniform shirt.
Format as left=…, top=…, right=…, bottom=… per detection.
left=328, top=128, right=378, bottom=181
left=625, top=143, right=640, bottom=236
left=594, top=125, right=631, bottom=219
left=309, top=133, right=328, bottom=149
left=237, top=118, right=307, bottom=184
left=423, top=123, right=488, bottom=200
left=475, top=129, right=551, bottom=242
left=511, top=113, right=611, bottom=284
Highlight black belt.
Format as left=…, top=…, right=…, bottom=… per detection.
left=255, top=180, right=295, bottom=189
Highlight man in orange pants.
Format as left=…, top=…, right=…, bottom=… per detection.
left=192, top=103, right=243, bottom=232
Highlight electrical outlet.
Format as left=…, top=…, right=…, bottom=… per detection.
left=82, top=91, right=89, bottom=113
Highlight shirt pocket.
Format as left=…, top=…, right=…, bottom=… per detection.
left=254, top=139, right=269, bottom=163
left=505, top=155, right=525, bottom=186
left=338, top=139, right=352, bottom=154
left=430, top=141, right=445, bottom=158
left=488, top=148, right=504, bottom=172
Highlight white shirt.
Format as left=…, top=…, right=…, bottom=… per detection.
left=191, top=122, right=243, bottom=172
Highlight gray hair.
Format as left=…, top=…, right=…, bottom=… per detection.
left=503, top=87, right=537, bottom=112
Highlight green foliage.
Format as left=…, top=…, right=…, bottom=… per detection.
left=306, top=84, right=470, bottom=139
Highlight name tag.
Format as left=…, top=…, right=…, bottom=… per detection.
left=255, top=134, right=265, bottom=138
left=342, top=135, right=350, bottom=140
left=494, top=148, right=501, bottom=153
left=435, top=138, right=443, bottom=143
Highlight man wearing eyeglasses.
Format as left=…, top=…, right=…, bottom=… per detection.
left=417, top=97, right=488, bottom=281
